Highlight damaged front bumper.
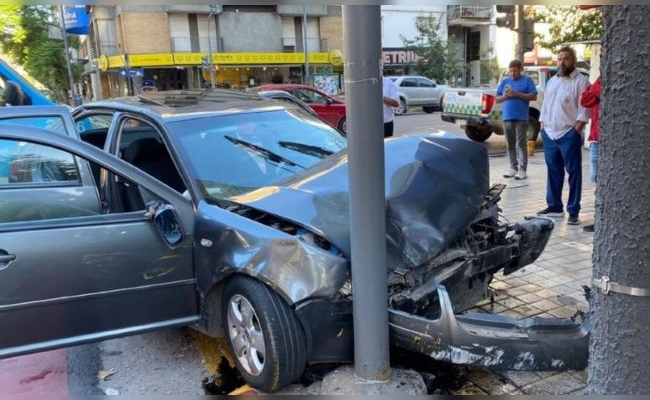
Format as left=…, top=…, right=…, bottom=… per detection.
left=389, top=285, right=589, bottom=371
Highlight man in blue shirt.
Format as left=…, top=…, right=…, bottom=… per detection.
left=496, top=59, right=538, bottom=180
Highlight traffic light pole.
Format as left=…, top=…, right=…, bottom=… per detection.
left=516, top=4, right=525, bottom=62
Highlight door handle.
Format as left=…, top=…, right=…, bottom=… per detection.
left=0, top=251, right=17, bottom=268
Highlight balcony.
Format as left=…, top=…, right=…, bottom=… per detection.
left=447, top=6, right=493, bottom=27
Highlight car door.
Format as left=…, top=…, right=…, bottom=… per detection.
left=0, top=124, right=198, bottom=359
left=399, top=77, right=421, bottom=105
left=291, top=87, right=339, bottom=129
left=417, top=77, right=439, bottom=105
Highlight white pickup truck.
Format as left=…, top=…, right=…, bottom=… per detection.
left=441, top=66, right=588, bottom=143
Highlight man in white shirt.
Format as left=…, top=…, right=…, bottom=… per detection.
left=537, top=46, right=590, bottom=225
left=382, top=76, right=400, bottom=137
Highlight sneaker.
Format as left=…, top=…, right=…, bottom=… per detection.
left=583, top=224, right=595, bottom=232
left=503, top=168, right=517, bottom=178
left=514, top=170, right=527, bottom=180
left=567, top=213, right=580, bottom=225
left=537, top=207, right=564, bottom=217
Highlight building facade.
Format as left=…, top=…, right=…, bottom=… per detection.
left=80, top=5, right=518, bottom=100
left=82, top=5, right=345, bottom=100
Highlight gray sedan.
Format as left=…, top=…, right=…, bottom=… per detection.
left=0, top=92, right=588, bottom=393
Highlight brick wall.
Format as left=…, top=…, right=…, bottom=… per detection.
left=119, top=12, right=172, bottom=54
left=320, top=17, right=343, bottom=52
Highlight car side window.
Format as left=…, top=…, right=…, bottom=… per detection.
left=525, top=71, right=540, bottom=86
left=0, top=139, right=79, bottom=185
left=417, top=78, right=435, bottom=88
left=401, top=78, right=418, bottom=88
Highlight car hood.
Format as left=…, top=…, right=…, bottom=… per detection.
left=229, top=132, right=489, bottom=270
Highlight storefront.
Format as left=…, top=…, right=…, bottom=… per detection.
left=96, top=51, right=344, bottom=98
left=381, top=47, right=424, bottom=76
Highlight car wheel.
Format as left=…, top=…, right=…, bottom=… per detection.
left=222, top=276, right=307, bottom=392
left=527, top=115, right=541, bottom=142
left=394, top=99, right=407, bottom=115
left=338, top=116, right=346, bottom=132
left=422, top=106, right=435, bottom=114
left=465, top=126, right=492, bottom=142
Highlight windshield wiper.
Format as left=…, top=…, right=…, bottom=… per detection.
left=278, top=141, right=334, bottom=157
left=224, top=135, right=305, bottom=169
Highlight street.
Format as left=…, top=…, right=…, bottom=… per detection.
left=0, top=111, right=536, bottom=395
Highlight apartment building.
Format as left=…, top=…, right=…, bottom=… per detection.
left=82, top=5, right=344, bottom=99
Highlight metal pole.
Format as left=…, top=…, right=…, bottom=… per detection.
left=516, top=4, right=525, bottom=62
left=207, top=8, right=215, bottom=89
left=59, top=6, right=79, bottom=105
left=302, top=5, right=309, bottom=85
left=342, top=5, right=391, bottom=382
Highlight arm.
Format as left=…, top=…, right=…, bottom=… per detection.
left=383, top=80, right=399, bottom=107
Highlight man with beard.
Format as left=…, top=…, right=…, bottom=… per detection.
left=537, top=46, right=590, bottom=225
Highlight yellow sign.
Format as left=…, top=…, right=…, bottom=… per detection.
left=107, top=55, right=125, bottom=69
left=97, top=54, right=109, bottom=72
left=328, top=49, right=344, bottom=66
left=97, top=51, right=343, bottom=70
left=129, top=53, right=174, bottom=67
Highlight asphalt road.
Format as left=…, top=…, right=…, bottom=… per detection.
left=0, top=110, right=524, bottom=396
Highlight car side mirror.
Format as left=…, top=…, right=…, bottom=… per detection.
left=153, top=204, right=184, bottom=247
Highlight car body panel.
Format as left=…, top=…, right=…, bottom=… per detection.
left=390, top=75, right=446, bottom=112
left=249, top=84, right=346, bottom=130
left=230, top=132, right=489, bottom=269
left=0, top=125, right=198, bottom=358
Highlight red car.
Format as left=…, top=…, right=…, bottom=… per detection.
left=249, top=84, right=347, bottom=132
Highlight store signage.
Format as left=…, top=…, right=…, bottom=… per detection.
left=63, top=6, right=89, bottom=35
left=381, top=48, right=424, bottom=66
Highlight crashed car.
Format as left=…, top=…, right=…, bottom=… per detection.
left=0, top=90, right=588, bottom=393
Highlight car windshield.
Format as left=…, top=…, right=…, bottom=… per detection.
left=166, top=108, right=347, bottom=200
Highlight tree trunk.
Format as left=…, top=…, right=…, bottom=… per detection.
left=587, top=5, right=650, bottom=394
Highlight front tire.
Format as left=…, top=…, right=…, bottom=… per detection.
left=338, top=116, right=346, bottom=132
left=394, top=98, right=407, bottom=115
left=222, top=276, right=307, bottom=392
left=465, top=126, right=492, bottom=142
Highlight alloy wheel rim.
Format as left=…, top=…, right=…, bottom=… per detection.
left=227, top=294, right=266, bottom=376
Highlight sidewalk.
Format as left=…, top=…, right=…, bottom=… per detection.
left=235, top=146, right=595, bottom=396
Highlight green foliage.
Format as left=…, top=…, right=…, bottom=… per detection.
left=0, top=5, right=83, bottom=103
left=479, top=46, right=502, bottom=85
left=536, top=6, right=602, bottom=50
left=400, top=13, right=463, bottom=84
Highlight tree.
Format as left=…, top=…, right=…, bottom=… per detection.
left=0, top=5, right=82, bottom=104
left=400, top=13, right=462, bottom=84
left=535, top=5, right=602, bottom=50
left=587, top=5, right=650, bottom=394
left=479, top=46, right=502, bottom=86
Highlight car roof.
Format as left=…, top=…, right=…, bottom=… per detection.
left=78, top=88, right=292, bottom=120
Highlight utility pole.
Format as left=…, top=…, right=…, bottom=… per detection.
left=207, top=5, right=218, bottom=89
left=516, top=4, right=525, bottom=62
left=302, top=5, right=309, bottom=85
left=59, top=5, right=79, bottom=105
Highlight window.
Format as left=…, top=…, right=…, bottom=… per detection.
left=0, top=116, right=70, bottom=136
left=401, top=78, right=418, bottom=88
left=0, top=139, right=79, bottom=185
left=417, top=78, right=435, bottom=88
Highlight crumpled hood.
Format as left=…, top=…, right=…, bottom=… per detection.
left=230, top=132, right=489, bottom=270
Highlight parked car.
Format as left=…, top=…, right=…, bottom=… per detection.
left=247, top=84, right=347, bottom=132
left=0, top=92, right=589, bottom=393
left=389, top=75, right=447, bottom=115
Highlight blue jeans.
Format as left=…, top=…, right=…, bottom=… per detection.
left=541, top=128, right=583, bottom=214
left=590, top=142, right=599, bottom=183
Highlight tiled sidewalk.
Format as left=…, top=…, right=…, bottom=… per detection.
left=448, top=147, right=594, bottom=395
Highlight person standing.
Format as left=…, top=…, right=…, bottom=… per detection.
left=579, top=75, right=601, bottom=233
left=382, top=76, right=400, bottom=138
left=496, top=59, right=538, bottom=180
left=537, top=46, right=591, bottom=225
